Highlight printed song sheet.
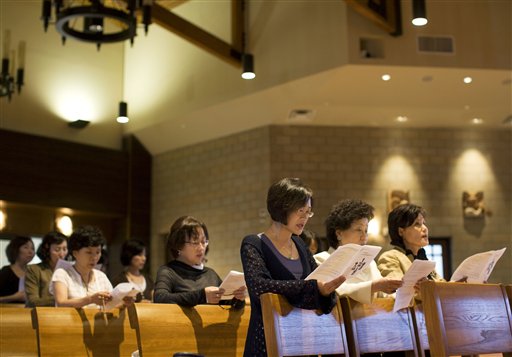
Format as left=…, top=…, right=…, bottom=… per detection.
left=450, top=247, right=506, bottom=283
left=306, top=243, right=381, bottom=282
left=105, top=282, right=140, bottom=310
left=393, top=259, right=436, bottom=312
left=55, top=258, right=74, bottom=270
left=219, top=270, right=246, bottom=298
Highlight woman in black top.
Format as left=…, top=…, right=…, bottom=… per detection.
left=0, top=235, right=35, bottom=303
left=240, top=178, right=346, bottom=357
left=154, top=216, right=246, bottom=307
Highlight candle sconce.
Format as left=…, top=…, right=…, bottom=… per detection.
left=1, top=30, right=25, bottom=101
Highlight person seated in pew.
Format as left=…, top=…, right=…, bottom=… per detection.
left=378, top=203, right=445, bottom=288
left=316, top=199, right=403, bottom=304
left=111, top=239, right=154, bottom=303
left=25, top=231, right=68, bottom=307
left=154, top=215, right=246, bottom=307
left=299, top=229, right=320, bottom=255
left=240, top=178, right=346, bottom=357
left=50, top=225, right=133, bottom=308
left=0, top=235, right=35, bottom=303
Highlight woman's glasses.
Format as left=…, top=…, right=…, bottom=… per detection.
left=295, top=208, right=314, bottom=218
left=185, top=239, right=209, bottom=247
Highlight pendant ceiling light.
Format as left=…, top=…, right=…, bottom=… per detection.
left=41, top=0, right=153, bottom=50
left=412, top=0, right=428, bottom=26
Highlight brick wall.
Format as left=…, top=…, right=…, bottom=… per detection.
left=152, top=125, right=511, bottom=283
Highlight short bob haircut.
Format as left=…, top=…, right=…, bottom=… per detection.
left=267, top=178, right=313, bottom=225
left=325, top=199, right=374, bottom=249
left=120, top=239, right=147, bottom=266
left=388, top=203, right=427, bottom=249
left=166, top=216, right=209, bottom=260
left=36, top=231, right=67, bottom=262
left=5, top=236, right=33, bottom=264
left=68, top=226, right=106, bottom=259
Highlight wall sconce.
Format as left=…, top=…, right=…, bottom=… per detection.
left=0, top=209, right=6, bottom=231
left=117, top=101, right=129, bottom=123
left=1, top=30, right=26, bottom=101
left=368, top=218, right=380, bottom=237
left=68, top=119, right=90, bottom=129
left=241, top=54, right=256, bottom=80
left=56, top=215, right=73, bottom=236
left=412, top=0, right=428, bottom=26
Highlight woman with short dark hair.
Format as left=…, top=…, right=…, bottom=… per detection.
left=378, top=203, right=443, bottom=282
left=0, top=235, right=35, bottom=303
left=111, top=239, right=154, bottom=302
left=25, top=231, right=68, bottom=307
left=240, top=178, right=346, bottom=357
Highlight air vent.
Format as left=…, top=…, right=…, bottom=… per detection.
left=503, top=115, right=512, bottom=125
left=417, top=36, right=454, bottom=54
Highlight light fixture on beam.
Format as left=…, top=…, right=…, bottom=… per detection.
left=412, top=0, right=428, bottom=26
left=117, top=101, right=129, bottom=123
left=241, top=54, right=255, bottom=80
left=41, top=0, right=153, bottom=50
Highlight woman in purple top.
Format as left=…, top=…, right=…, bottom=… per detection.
left=240, top=177, right=346, bottom=357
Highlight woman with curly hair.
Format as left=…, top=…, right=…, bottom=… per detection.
left=318, top=199, right=402, bottom=304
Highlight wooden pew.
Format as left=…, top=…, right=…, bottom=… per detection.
left=33, top=306, right=138, bottom=357
left=411, top=303, right=430, bottom=356
left=420, top=281, right=512, bottom=356
left=260, top=293, right=349, bottom=357
left=128, top=303, right=250, bottom=357
left=340, top=296, right=423, bottom=357
left=0, top=305, right=38, bottom=357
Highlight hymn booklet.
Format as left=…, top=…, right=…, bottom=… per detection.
left=306, top=243, right=381, bottom=282
left=393, top=259, right=436, bottom=312
left=450, top=247, right=506, bottom=283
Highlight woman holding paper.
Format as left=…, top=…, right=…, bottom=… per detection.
left=240, top=178, right=346, bottom=357
left=154, top=215, right=246, bottom=307
left=319, top=199, right=403, bottom=304
left=25, top=231, right=68, bottom=307
left=111, top=239, right=154, bottom=302
left=50, top=226, right=122, bottom=308
left=377, top=203, right=444, bottom=282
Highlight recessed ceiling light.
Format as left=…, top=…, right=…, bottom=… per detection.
left=396, top=116, right=408, bottom=123
left=471, top=118, right=483, bottom=124
left=381, top=74, right=391, bottom=81
left=463, top=77, right=473, bottom=84
left=422, top=75, right=433, bottom=82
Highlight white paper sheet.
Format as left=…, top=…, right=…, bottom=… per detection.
left=219, top=270, right=246, bottom=298
left=450, top=247, right=506, bottom=283
left=306, top=243, right=381, bottom=282
left=393, top=259, right=436, bottom=312
left=55, top=258, right=74, bottom=270
left=105, top=282, right=139, bottom=310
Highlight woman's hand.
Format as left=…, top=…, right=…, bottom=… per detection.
left=205, top=286, right=225, bottom=304
left=122, top=296, right=135, bottom=307
left=233, top=286, right=247, bottom=300
left=317, top=275, right=346, bottom=296
left=90, top=291, right=112, bottom=306
left=372, top=278, right=403, bottom=294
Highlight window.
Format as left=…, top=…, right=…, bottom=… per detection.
left=424, top=237, right=451, bottom=280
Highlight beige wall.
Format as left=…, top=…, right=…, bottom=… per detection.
left=152, top=125, right=511, bottom=283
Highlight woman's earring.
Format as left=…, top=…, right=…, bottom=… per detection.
left=177, top=250, right=181, bottom=256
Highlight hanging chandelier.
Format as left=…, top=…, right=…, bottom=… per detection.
left=41, top=0, right=153, bottom=50
left=1, top=30, right=25, bottom=101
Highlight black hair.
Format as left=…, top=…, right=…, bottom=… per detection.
left=325, top=199, right=374, bottom=249
left=267, top=178, right=313, bottom=225
left=120, top=239, right=147, bottom=266
left=36, top=231, right=67, bottom=262
left=388, top=203, right=427, bottom=249
left=5, top=236, right=33, bottom=264
left=68, top=225, right=106, bottom=260
left=166, top=216, right=209, bottom=260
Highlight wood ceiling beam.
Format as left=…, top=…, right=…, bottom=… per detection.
left=152, top=1, right=243, bottom=67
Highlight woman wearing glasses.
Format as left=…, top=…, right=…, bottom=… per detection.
left=154, top=215, right=246, bottom=306
left=240, top=178, right=346, bottom=357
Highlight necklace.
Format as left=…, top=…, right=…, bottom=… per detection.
left=266, top=227, right=295, bottom=259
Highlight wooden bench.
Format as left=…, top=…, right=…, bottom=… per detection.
left=0, top=305, right=38, bottom=357
left=260, top=293, right=349, bottom=356
left=33, top=306, right=138, bottom=357
left=420, top=281, right=512, bottom=356
left=128, top=303, right=250, bottom=357
left=340, top=296, right=423, bottom=357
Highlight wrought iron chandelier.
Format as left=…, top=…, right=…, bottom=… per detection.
left=41, top=0, right=153, bottom=50
left=1, top=30, right=25, bottom=101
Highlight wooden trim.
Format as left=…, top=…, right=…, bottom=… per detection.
left=344, top=0, right=402, bottom=36
left=152, top=2, right=242, bottom=67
